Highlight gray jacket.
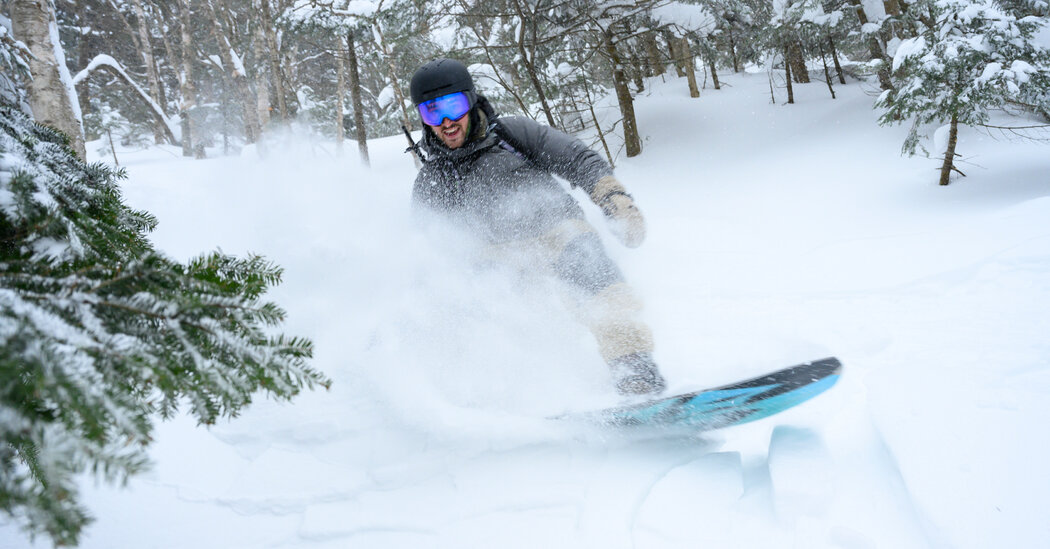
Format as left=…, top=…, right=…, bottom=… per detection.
left=412, top=108, right=613, bottom=243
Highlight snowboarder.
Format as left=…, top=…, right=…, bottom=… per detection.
left=408, top=58, right=666, bottom=396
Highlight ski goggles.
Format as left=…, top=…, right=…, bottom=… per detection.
left=417, top=92, right=472, bottom=126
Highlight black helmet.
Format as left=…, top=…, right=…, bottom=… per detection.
left=410, top=59, right=476, bottom=105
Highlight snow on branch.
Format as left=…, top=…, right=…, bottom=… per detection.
left=651, top=2, right=718, bottom=35
left=73, top=54, right=178, bottom=141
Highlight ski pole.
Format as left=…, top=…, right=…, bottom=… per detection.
left=401, top=125, right=426, bottom=165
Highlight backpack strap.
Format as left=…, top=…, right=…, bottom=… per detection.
left=490, top=118, right=529, bottom=162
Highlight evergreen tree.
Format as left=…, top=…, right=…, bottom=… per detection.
left=0, top=24, right=31, bottom=107
left=0, top=101, right=329, bottom=545
left=877, top=0, right=1050, bottom=185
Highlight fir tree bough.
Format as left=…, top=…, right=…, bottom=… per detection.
left=0, top=102, right=330, bottom=546
left=876, top=0, right=1050, bottom=185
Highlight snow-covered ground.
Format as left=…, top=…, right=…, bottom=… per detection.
left=4, top=71, right=1050, bottom=548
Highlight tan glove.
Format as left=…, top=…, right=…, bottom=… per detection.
left=590, top=176, right=646, bottom=248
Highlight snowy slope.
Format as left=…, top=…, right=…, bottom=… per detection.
left=3, top=72, right=1050, bottom=549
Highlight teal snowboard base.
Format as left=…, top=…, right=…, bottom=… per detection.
left=565, top=357, right=842, bottom=431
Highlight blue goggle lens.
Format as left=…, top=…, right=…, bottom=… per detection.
left=418, top=92, right=472, bottom=126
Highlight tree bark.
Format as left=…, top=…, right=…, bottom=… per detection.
left=372, top=20, right=416, bottom=167
left=259, top=0, right=288, bottom=122
left=11, top=0, right=86, bottom=158
left=883, top=0, right=902, bottom=18
left=74, top=0, right=91, bottom=117
left=335, top=42, right=345, bottom=155
left=939, top=112, right=960, bottom=186
left=583, top=79, right=613, bottom=168
left=346, top=31, right=369, bottom=167
left=787, top=38, right=810, bottom=83
left=205, top=0, right=260, bottom=144
left=604, top=29, right=641, bottom=158
left=154, top=7, right=175, bottom=111
left=372, top=21, right=410, bottom=131
left=784, top=46, right=795, bottom=104
left=848, top=0, right=895, bottom=94
left=630, top=51, right=645, bottom=93
left=512, top=0, right=556, bottom=127
left=251, top=3, right=272, bottom=130
left=129, top=0, right=171, bottom=144
left=707, top=54, right=721, bottom=90
left=680, top=37, right=699, bottom=98
left=621, top=18, right=644, bottom=93
left=665, top=31, right=686, bottom=77
left=728, top=28, right=740, bottom=73
left=644, top=31, right=663, bottom=77
left=828, top=36, right=846, bottom=85
left=819, top=45, right=836, bottom=99
left=177, top=0, right=202, bottom=157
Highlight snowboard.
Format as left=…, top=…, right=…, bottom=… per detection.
left=563, top=357, right=842, bottom=431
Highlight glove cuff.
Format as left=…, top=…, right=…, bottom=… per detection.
left=590, top=176, right=632, bottom=209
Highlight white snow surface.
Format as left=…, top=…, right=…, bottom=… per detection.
left=3, top=73, right=1050, bottom=548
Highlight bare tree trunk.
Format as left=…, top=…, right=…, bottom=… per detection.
left=456, top=2, right=533, bottom=116
left=74, top=0, right=90, bottom=112
left=373, top=20, right=417, bottom=167
left=12, top=0, right=86, bottom=158
left=283, top=44, right=300, bottom=116
left=883, top=0, right=902, bottom=18
left=939, top=112, right=961, bottom=186
left=205, top=0, right=260, bottom=144
left=707, top=54, right=721, bottom=90
left=819, top=45, right=836, bottom=99
left=680, top=37, right=699, bottom=98
left=828, top=36, right=846, bottom=85
left=583, top=80, right=613, bottom=168
left=665, top=31, right=686, bottom=77
left=728, top=28, right=740, bottom=73
left=129, top=0, right=171, bottom=144
left=848, top=0, right=895, bottom=94
left=106, top=127, right=119, bottom=165
left=512, top=0, right=556, bottom=127
left=644, top=31, right=663, bottom=77
left=346, top=31, right=369, bottom=167
left=783, top=46, right=795, bottom=104
left=373, top=22, right=410, bottom=131
left=787, top=38, right=810, bottom=83
left=621, top=18, right=644, bottom=93
left=630, top=51, right=645, bottom=93
left=604, top=29, right=641, bottom=158
left=177, top=0, right=202, bottom=157
left=335, top=41, right=346, bottom=155
left=252, top=4, right=272, bottom=130
left=259, top=0, right=287, bottom=122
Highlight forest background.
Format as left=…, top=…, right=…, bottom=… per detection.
left=4, top=0, right=1047, bottom=181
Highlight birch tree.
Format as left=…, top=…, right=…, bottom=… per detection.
left=177, top=0, right=203, bottom=157
left=127, top=0, right=172, bottom=144
left=10, top=0, right=86, bottom=158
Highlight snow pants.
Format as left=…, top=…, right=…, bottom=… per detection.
left=498, top=218, right=654, bottom=364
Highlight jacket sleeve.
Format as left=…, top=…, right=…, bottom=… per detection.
left=411, top=168, right=446, bottom=214
left=496, top=116, right=614, bottom=196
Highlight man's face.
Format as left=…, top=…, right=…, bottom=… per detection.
left=430, top=113, right=469, bottom=149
